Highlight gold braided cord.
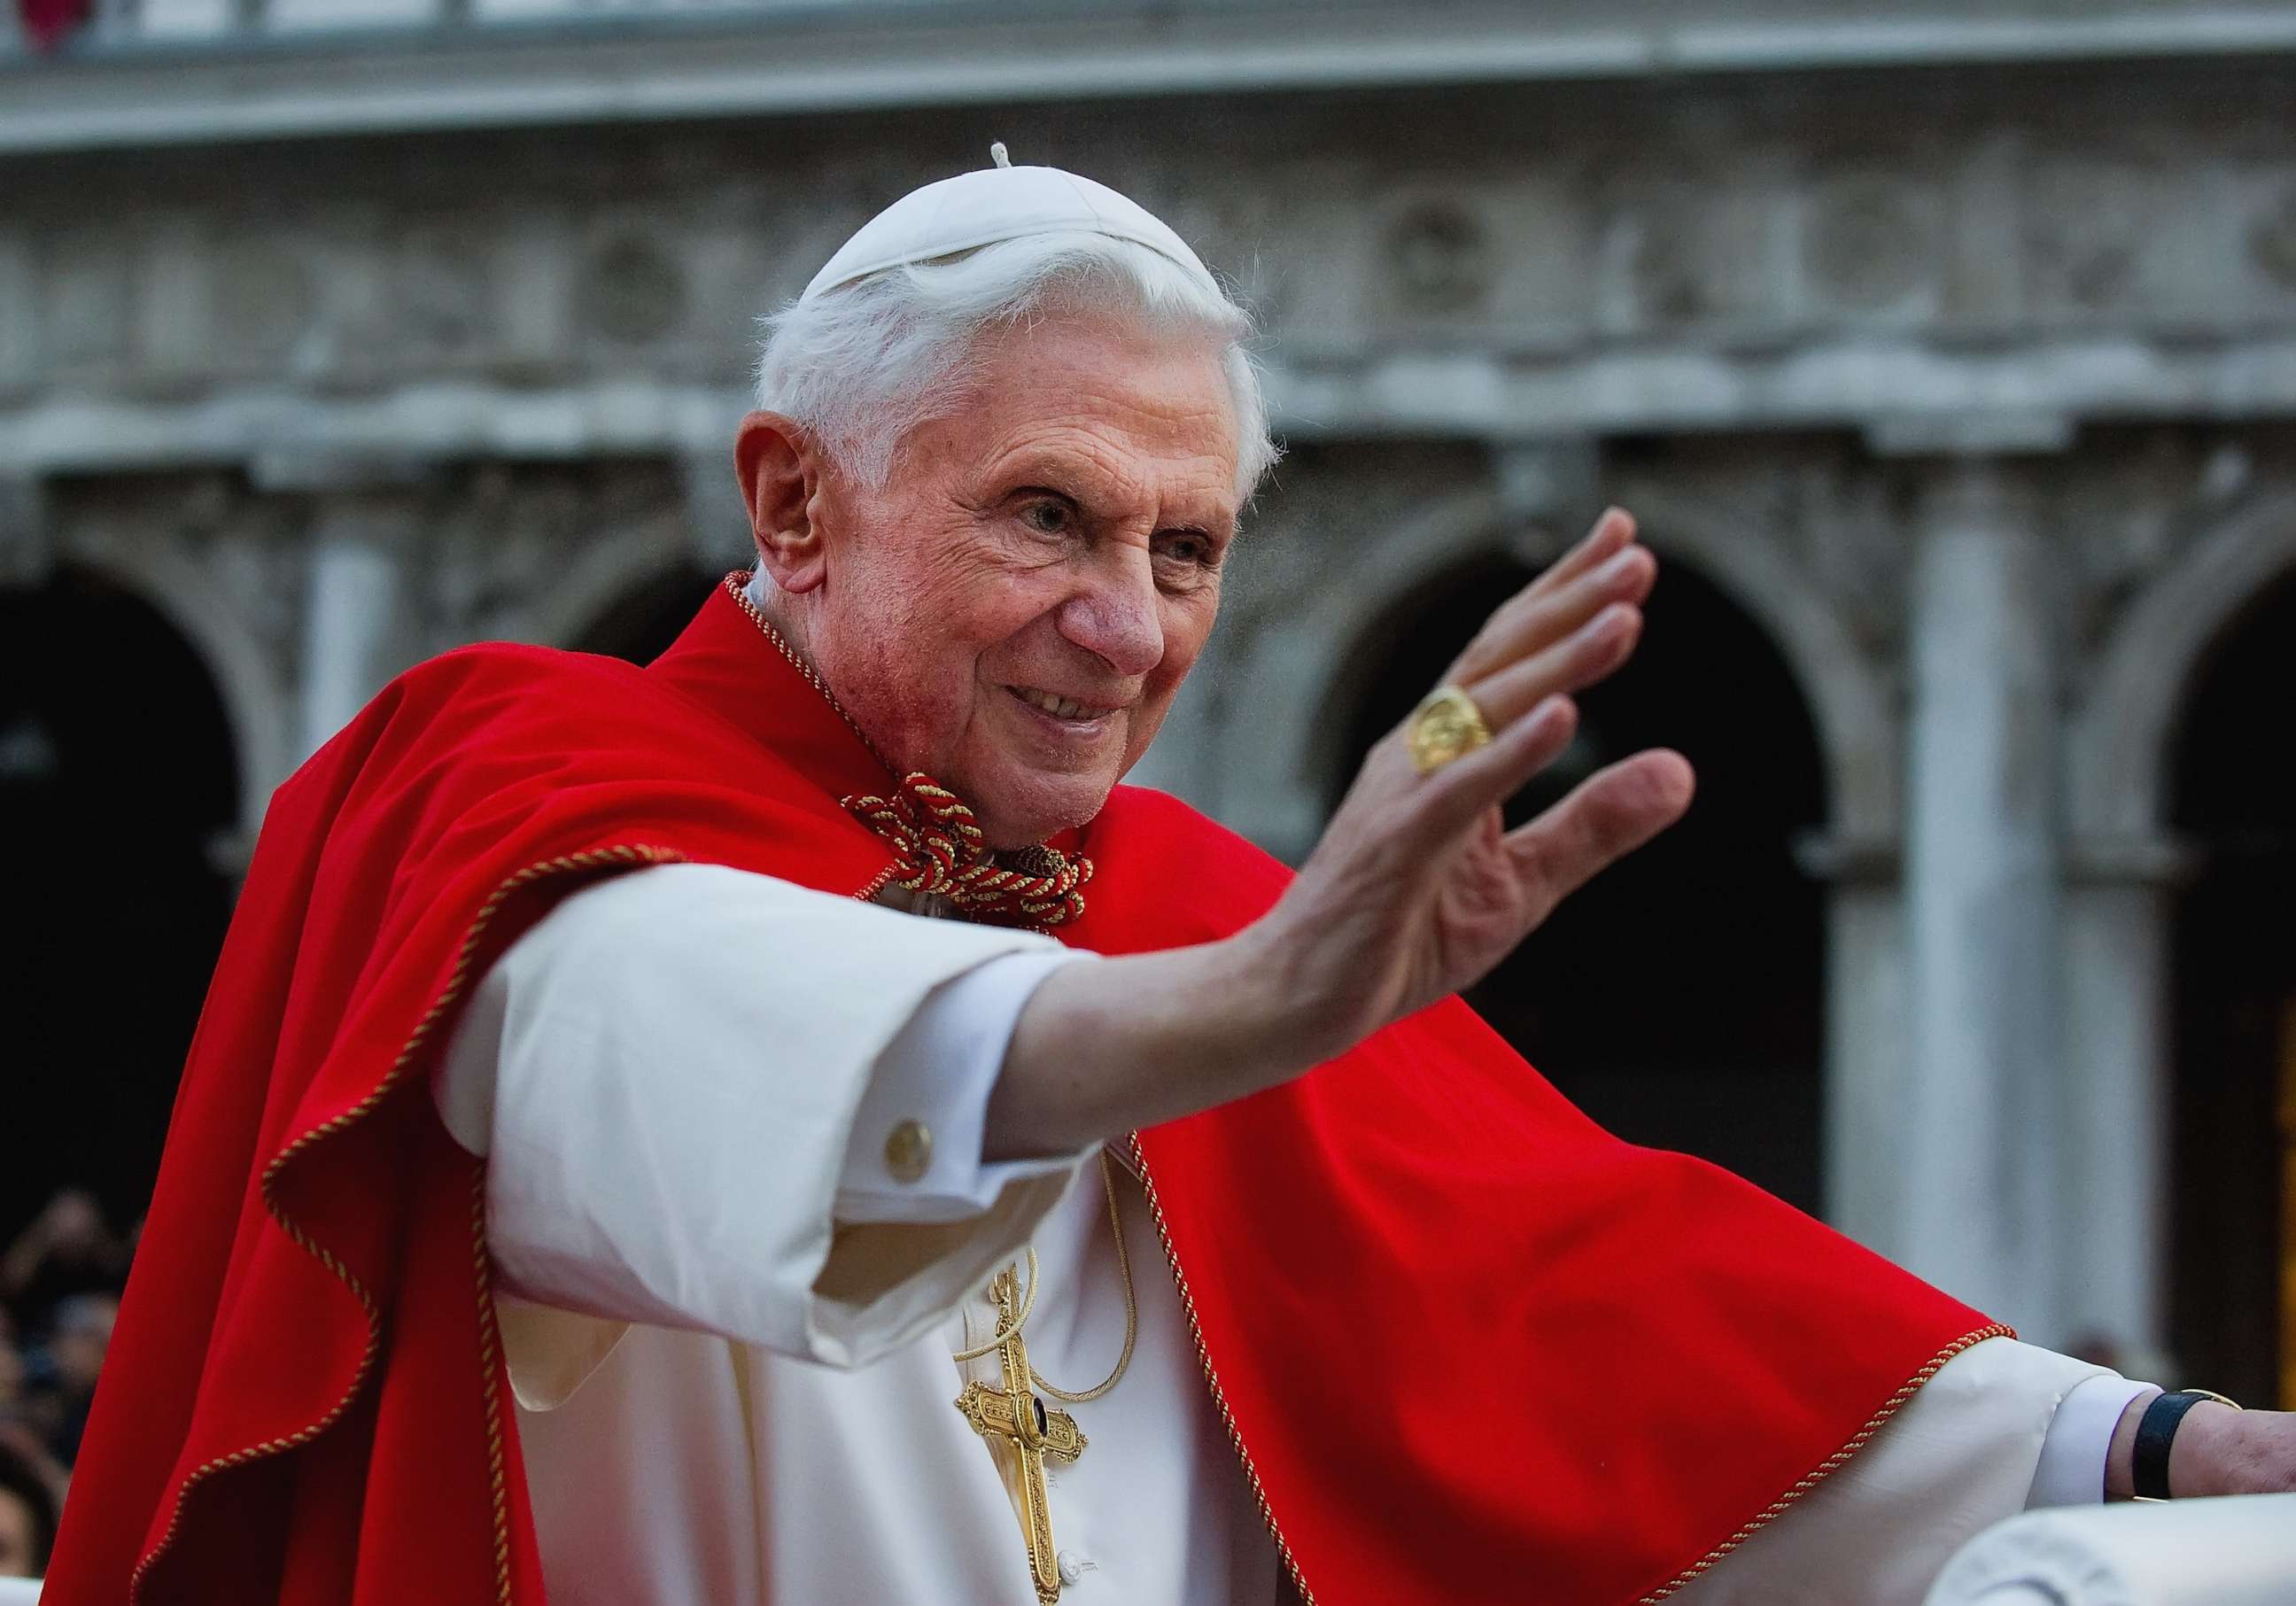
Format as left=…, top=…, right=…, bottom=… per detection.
left=843, top=775, right=1092, bottom=928
left=1634, top=1320, right=2019, bottom=1602
left=721, top=572, right=1093, bottom=930
left=950, top=1153, right=1137, bottom=1404
left=722, top=572, right=891, bottom=769
left=1031, top=1153, right=1138, bottom=1403
left=128, top=844, right=690, bottom=1606
left=950, top=1247, right=1043, bottom=1362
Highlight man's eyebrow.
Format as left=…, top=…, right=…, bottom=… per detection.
left=994, top=457, right=1237, bottom=534
left=1006, top=483, right=1085, bottom=507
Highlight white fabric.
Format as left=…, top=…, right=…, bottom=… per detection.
left=2028, top=1377, right=2158, bottom=1509
left=1924, top=1494, right=2296, bottom=1605
left=839, top=945, right=1093, bottom=1223
left=431, top=863, right=1081, bottom=1370
left=436, top=865, right=1275, bottom=1603
left=803, top=158, right=1219, bottom=300
left=437, top=863, right=2143, bottom=1606
left=506, top=1142, right=1282, bottom=1605
left=1671, top=1338, right=2111, bottom=1605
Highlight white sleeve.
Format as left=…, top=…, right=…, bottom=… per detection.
left=1669, top=1338, right=2114, bottom=1605
left=432, top=862, right=1095, bottom=1374
left=835, top=946, right=1098, bottom=1222
left=2027, top=1374, right=2156, bottom=1509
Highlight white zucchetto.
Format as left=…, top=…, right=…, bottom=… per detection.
left=802, top=144, right=1218, bottom=302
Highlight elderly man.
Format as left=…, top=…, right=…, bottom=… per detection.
left=44, top=157, right=2296, bottom=1605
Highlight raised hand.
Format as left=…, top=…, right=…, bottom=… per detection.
left=990, top=509, right=1696, bottom=1159
left=1252, top=508, right=1695, bottom=1061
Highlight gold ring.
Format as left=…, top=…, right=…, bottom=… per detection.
left=1407, top=685, right=1493, bottom=774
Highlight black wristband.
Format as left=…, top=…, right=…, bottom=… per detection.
left=2131, top=1390, right=2218, bottom=1501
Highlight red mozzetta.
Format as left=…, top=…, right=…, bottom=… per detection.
left=47, top=579, right=2001, bottom=1604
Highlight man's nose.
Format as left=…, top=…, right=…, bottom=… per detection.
left=1058, top=552, right=1165, bottom=679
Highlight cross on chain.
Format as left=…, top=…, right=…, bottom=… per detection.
left=954, top=1264, right=1088, bottom=1604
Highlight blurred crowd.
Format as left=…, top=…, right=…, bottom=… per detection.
left=0, top=1187, right=135, bottom=1579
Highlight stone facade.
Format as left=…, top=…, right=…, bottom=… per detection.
left=4, top=5, right=2294, bottom=1384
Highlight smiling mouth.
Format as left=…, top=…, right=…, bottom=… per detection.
left=1007, top=685, right=1121, bottom=723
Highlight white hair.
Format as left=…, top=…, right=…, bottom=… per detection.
left=753, top=231, right=1279, bottom=501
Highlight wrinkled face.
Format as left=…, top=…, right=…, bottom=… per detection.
left=772, top=313, right=1241, bottom=847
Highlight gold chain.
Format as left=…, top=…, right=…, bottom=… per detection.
left=1031, top=1153, right=1137, bottom=1402
left=950, top=1245, right=1043, bottom=1362
left=950, top=1152, right=1137, bottom=1402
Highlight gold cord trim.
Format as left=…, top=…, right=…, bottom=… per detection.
left=1029, top=1152, right=1137, bottom=1403
left=950, top=1245, right=1045, bottom=1362
left=1132, top=1128, right=2013, bottom=1606
left=1634, top=1320, right=2018, bottom=1602
left=948, top=1154, right=1137, bottom=1397
left=1128, top=1134, right=1317, bottom=1604
left=128, top=844, right=690, bottom=1606
left=472, top=1162, right=512, bottom=1603
left=723, top=571, right=894, bottom=772
left=725, top=573, right=1090, bottom=929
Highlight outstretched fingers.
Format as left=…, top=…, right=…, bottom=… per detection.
left=1447, top=523, right=1654, bottom=687
left=1410, top=694, right=1582, bottom=842
left=1501, top=750, right=1695, bottom=920
left=1530, top=507, right=1638, bottom=601
left=1465, top=600, right=1642, bottom=731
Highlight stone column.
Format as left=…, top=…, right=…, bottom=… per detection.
left=2057, top=837, right=2185, bottom=1367
left=1901, top=462, right=2063, bottom=1337
left=1797, top=834, right=1909, bottom=1255
left=296, top=489, right=423, bottom=760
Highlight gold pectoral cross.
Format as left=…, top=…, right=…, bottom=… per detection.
left=954, top=1265, right=1087, bottom=1604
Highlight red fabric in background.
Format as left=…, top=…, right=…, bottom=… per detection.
left=47, top=584, right=1997, bottom=1604
left=16, top=0, right=89, bottom=50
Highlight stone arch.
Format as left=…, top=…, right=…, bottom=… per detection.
left=526, top=506, right=709, bottom=653
left=1256, top=485, right=1893, bottom=844
left=1294, top=488, right=1525, bottom=807
left=52, top=531, right=286, bottom=837
left=0, top=556, right=243, bottom=1228
left=1605, top=485, right=1898, bottom=842
left=1301, top=493, right=1834, bottom=1211
left=1168, top=487, right=1516, bottom=857
left=2067, top=489, right=2296, bottom=839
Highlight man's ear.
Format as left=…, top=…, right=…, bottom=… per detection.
left=734, top=411, right=829, bottom=594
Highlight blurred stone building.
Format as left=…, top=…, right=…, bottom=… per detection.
left=3, top=0, right=2292, bottom=1402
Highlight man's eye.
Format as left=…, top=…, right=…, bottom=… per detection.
left=1022, top=501, right=1070, bottom=534
left=1159, top=533, right=1213, bottom=566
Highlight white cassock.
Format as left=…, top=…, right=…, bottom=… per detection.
left=432, top=865, right=2155, bottom=1606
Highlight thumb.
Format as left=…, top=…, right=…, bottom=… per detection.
left=1502, top=749, right=1695, bottom=916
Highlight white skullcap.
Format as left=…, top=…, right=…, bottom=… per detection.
left=801, top=143, right=1219, bottom=302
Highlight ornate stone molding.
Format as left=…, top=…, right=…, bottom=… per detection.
left=2066, top=484, right=2296, bottom=839
left=10, top=77, right=2296, bottom=470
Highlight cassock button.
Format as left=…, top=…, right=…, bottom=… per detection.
left=883, top=1119, right=932, bottom=1183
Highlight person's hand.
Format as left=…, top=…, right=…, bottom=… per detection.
left=2104, top=1394, right=2296, bottom=1498
left=1244, top=507, right=1695, bottom=1061
left=2166, top=1404, right=2296, bottom=1497
left=990, top=509, right=1694, bottom=1159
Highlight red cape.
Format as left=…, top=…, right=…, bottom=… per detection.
left=48, top=582, right=2000, bottom=1604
